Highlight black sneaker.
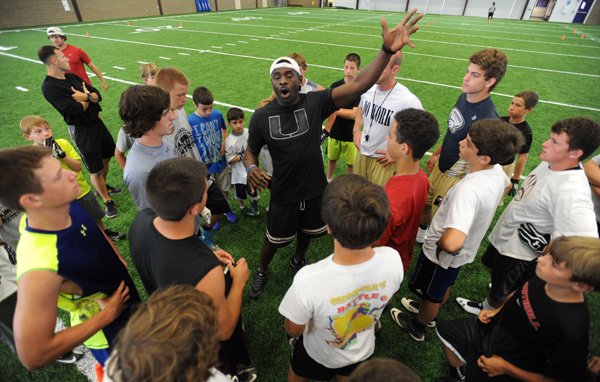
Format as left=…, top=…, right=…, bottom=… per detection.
left=390, top=308, right=425, bottom=342
left=400, top=298, right=436, bottom=328
left=289, top=257, right=306, bottom=273
left=55, top=350, right=84, bottom=365
left=106, top=185, right=122, bottom=195
left=105, top=200, right=118, bottom=219
left=236, top=367, right=258, bottom=382
left=104, top=229, right=126, bottom=241
left=249, top=270, right=268, bottom=300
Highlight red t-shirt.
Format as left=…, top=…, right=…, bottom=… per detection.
left=62, top=44, right=91, bottom=85
left=374, top=169, right=429, bottom=272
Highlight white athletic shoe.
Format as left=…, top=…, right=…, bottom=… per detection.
left=400, top=298, right=436, bottom=328
left=456, top=297, right=483, bottom=316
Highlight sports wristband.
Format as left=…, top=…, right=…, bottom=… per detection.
left=246, top=164, right=257, bottom=174
left=381, top=44, right=396, bottom=55
left=86, top=93, right=92, bottom=102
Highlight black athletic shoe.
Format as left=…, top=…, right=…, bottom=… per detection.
left=390, top=308, right=425, bottom=342
left=105, top=200, right=118, bottom=219
left=249, top=270, right=268, bottom=300
left=104, top=229, right=126, bottom=241
left=106, top=185, right=122, bottom=195
left=236, top=367, right=258, bottom=382
left=400, top=298, right=436, bottom=328
left=55, top=349, right=84, bottom=365
left=289, top=257, right=306, bottom=273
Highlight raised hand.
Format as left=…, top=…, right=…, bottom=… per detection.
left=381, top=8, right=424, bottom=52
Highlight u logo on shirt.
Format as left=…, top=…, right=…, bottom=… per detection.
left=268, top=109, right=310, bottom=140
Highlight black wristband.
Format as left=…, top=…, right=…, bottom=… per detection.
left=510, top=178, right=519, bottom=185
left=381, top=44, right=396, bottom=55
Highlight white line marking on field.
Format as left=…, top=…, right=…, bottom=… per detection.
left=238, top=40, right=248, bottom=43
left=0, top=46, right=17, bottom=51
left=137, top=60, right=148, bottom=64
left=178, top=52, right=190, bottom=56
left=225, top=43, right=236, bottom=46
left=112, top=66, right=126, bottom=70
left=250, top=38, right=260, bottom=41
left=158, top=56, right=171, bottom=60
left=211, top=45, right=222, bottom=49
left=15, top=86, right=28, bottom=92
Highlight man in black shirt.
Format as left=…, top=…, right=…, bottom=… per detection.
left=38, top=45, right=119, bottom=218
left=243, top=10, right=423, bottom=299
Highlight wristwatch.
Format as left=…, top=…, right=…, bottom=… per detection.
left=86, top=92, right=92, bottom=102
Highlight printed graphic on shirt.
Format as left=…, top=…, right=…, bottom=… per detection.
left=448, top=107, right=465, bottom=134
left=269, top=109, right=310, bottom=140
left=362, top=100, right=394, bottom=127
left=174, top=128, right=197, bottom=158
left=326, top=281, right=390, bottom=350
left=515, top=174, right=538, bottom=201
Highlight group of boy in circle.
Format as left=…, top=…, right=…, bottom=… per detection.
left=1, top=8, right=600, bottom=382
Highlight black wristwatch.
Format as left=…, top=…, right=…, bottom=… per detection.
left=86, top=92, right=92, bottom=102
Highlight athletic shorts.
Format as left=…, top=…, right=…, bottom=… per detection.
left=327, top=137, right=357, bottom=165
left=408, top=250, right=460, bottom=303
left=77, top=191, right=105, bottom=222
left=211, top=168, right=231, bottom=193
left=69, top=121, right=115, bottom=174
left=206, top=182, right=230, bottom=215
left=426, top=165, right=462, bottom=217
left=266, top=195, right=327, bottom=247
left=290, top=336, right=361, bottom=381
left=481, top=244, right=536, bottom=302
left=354, top=152, right=394, bottom=187
left=436, top=317, right=541, bottom=381
left=501, top=162, right=516, bottom=179
left=234, top=183, right=257, bottom=201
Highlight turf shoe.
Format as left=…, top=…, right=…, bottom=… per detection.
left=289, top=257, right=306, bottom=273
left=106, top=184, right=122, bottom=195
left=456, top=297, right=483, bottom=316
left=105, top=200, right=117, bottom=219
left=225, top=210, right=238, bottom=223
left=236, top=367, right=258, bottom=382
left=55, top=349, right=84, bottom=365
left=400, top=298, right=436, bottom=328
left=249, top=270, right=268, bottom=299
left=390, top=308, right=425, bottom=342
left=104, top=229, right=126, bottom=242
left=201, top=229, right=219, bottom=250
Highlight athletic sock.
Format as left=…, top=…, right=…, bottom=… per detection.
left=482, top=298, right=494, bottom=311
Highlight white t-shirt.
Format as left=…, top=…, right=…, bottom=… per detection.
left=358, top=83, right=423, bottom=157
left=225, top=129, right=249, bottom=185
left=423, top=165, right=508, bottom=269
left=489, top=162, right=597, bottom=261
left=591, top=155, right=600, bottom=223
left=278, top=246, right=403, bottom=369
left=0, top=245, right=17, bottom=303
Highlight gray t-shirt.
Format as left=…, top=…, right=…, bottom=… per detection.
left=124, top=140, right=174, bottom=210
left=0, top=205, right=23, bottom=250
left=116, top=127, right=135, bottom=153
left=592, top=155, right=600, bottom=222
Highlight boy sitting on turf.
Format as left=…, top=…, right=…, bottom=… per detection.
left=392, top=119, right=523, bottom=341
left=20, top=115, right=125, bottom=241
left=500, top=90, right=539, bottom=197
left=225, top=107, right=259, bottom=217
left=188, top=86, right=237, bottom=226
left=436, top=236, right=599, bottom=382
left=278, top=174, right=404, bottom=382
left=373, top=108, right=440, bottom=272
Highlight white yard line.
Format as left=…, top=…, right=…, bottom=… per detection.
left=15, top=86, right=29, bottom=92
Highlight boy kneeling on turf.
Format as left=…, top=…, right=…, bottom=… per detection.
left=392, top=119, right=523, bottom=341
left=278, top=174, right=404, bottom=382
left=436, top=236, right=599, bottom=381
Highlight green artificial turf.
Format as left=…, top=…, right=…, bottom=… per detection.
left=0, top=6, right=599, bottom=381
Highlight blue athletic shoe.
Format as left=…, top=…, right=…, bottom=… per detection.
left=201, top=229, right=219, bottom=250
left=225, top=210, right=238, bottom=223
left=212, top=221, right=220, bottom=231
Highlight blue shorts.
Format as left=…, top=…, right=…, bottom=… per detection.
left=408, top=250, right=460, bottom=303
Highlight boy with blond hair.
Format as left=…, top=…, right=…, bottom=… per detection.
left=20, top=115, right=125, bottom=241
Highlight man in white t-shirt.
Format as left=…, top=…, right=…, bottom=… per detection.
left=279, top=175, right=403, bottom=381
left=352, top=51, right=423, bottom=187
left=392, top=120, right=522, bottom=342
left=457, top=117, right=600, bottom=316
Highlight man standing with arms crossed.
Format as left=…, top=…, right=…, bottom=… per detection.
left=244, top=10, right=423, bottom=299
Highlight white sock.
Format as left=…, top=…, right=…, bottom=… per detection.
left=482, top=298, right=494, bottom=311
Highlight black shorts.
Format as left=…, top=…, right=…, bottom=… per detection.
left=266, top=195, right=327, bottom=248
left=481, top=244, right=535, bottom=302
left=234, top=183, right=257, bottom=201
left=290, top=336, right=361, bottom=381
left=206, top=182, right=230, bottom=215
left=70, top=120, right=115, bottom=174
left=408, top=250, right=460, bottom=303
left=436, top=317, right=541, bottom=381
